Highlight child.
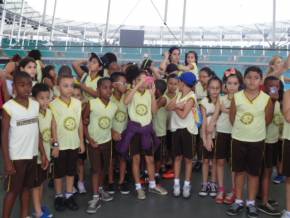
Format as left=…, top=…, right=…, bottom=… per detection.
left=119, top=69, right=168, bottom=200
left=153, top=79, right=168, bottom=181
left=163, top=73, right=178, bottom=179
left=72, top=53, right=103, bottom=101
left=83, top=78, right=117, bottom=214
left=72, top=85, right=87, bottom=194
left=31, top=83, right=53, bottom=218
left=1, top=71, right=48, bottom=218
left=109, top=72, right=130, bottom=195
left=198, top=77, right=222, bottom=198
left=168, top=72, right=198, bottom=199
left=257, top=76, right=283, bottom=216
left=18, top=57, right=37, bottom=85
left=209, top=68, right=243, bottom=204
left=42, top=65, right=59, bottom=99
left=50, top=73, right=85, bottom=212
left=226, top=66, right=274, bottom=218
left=177, top=51, right=199, bottom=78
left=281, top=89, right=290, bottom=218
left=195, top=67, right=215, bottom=102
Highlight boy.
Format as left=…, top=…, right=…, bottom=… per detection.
left=1, top=71, right=48, bottom=218
left=109, top=72, right=130, bottom=194
left=32, top=83, right=53, bottom=218
left=83, top=77, right=117, bottom=214
left=168, top=72, right=198, bottom=199
left=50, top=73, right=85, bottom=212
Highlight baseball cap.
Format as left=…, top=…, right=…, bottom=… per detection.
left=179, top=72, right=197, bottom=87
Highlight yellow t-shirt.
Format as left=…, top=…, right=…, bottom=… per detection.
left=216, top=95, right=232, bottom=134
left=283, top=117, right=290, bottom=141
left=49, top=97, right=81, bottom=150
left=200, top=97, right=216, bottom=139
left=36, top=60, right=43, bottom=83
left=128, top=90, right=152, bottom=127
left=111, top=95, right=128, bottom=134
left=38, top=109, right=52, bottom=163
left=88, top=98, right=117, bottom=144
left=81, top=72, right=100, bottom=101
left=266, top=101, right=284, bottom=143
left=232, top=91, right=270, bottom=142
left=153, top=97, right=168, bottom=137
left=195, top=82, right=207, bottom=102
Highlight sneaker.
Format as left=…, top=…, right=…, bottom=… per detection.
left=198, top=183, right=209, bottom=197
left=247, top=204, right=258, bottom=218
left=273, top=175, right=285, bottom=184
left=99, top=188, right=113, bottom=202
left=64, top=196, right=79, bottom=211
left=258, top=203, right=281, bottom=216
left=54, top=197, right=65, bottom=212
left=119, top=183, right=130, bottom=195
left=182, top=185, right=191, bottom=199
left=226, top=203, right=244, bottom=216
left=107, top=183, right=115, bottom=195
left=77, top=182, right=87, bottom=194
left=208, top=182, right=217, bottom=197
left=86, top=197, right=101, bottom=214
left=41, top=206, right=53, bottom=218
left=136, top=188, right=146, bottom=200
left=173, top=185, right=181, bottom=197
left=281, top=210, right=289, bottom=218
left=268, top=199, right=279, bottom=207
left=215, top=192, right=225, bottom=204
left=148, top=185, right=168, bottom=195
left=224, top=192, right=236, bottom=205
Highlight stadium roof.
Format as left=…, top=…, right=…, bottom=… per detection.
left=0, top=0, right=290, bottom=48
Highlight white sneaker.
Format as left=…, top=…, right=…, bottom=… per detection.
left=281, top=210, right=289, bottom=218
left=86, top=197, right=101, bottom=214
left=182, top=185, right=191, bottom=199
left=78, top=182, right=87, bottom=194
left=173, top=185, right=181, bottom=197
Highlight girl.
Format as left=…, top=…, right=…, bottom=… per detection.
left=18, top=57, right=37, bottom=86
left=195, top=67, right=215, bottom=102
left=72, top=53, right=103, bottom=101
left=266, top=55, right=290, bottom=84
left=199, top=77, right=222, bottom=198
left=42, top=65, right=59, bottom=99
left=257, top=76, right=283, bottom=216
left=209, top=68, right=243, bottom=204
left=28, top=49, right=45, bottom=83
left=178, top=51, right=199, bottom=78
left=160, top=47, right=180, bottom=73
left=226, top=66, right=274, bottom=218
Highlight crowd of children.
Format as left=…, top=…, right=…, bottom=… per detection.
left=0, top=48, right=290, bottom=218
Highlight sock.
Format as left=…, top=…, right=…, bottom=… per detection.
left=184, top=180, right=190, bottom=187
left=55, top=193, right=63, bottom=198
left=218, top=186, right=225, bottom=193
left=235, top=199, right=244, bottom=206
left=99, top=186, right=103, bottom=192
left=246, top=200, right=255, bottom=206
left=135, top=183, right=142, bottom=190
left=286, top=211, right=290, bottom=217
left=78, top=181, right=84, bottom=186
left=36, top=211, right=43, bottom=217
left=93, top=194, right=99, bottom=199
left=65, top=192, right=73, bottom=199
left=149, top=180, right=156, bottom=189
left=155, top=173, right=160, bottom=177
left=174, top=178, right=180, bottom=186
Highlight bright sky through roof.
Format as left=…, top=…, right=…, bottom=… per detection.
left=26, top=0, right=290, bottom=27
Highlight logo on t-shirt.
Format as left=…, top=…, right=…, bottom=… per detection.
left=16, top=117, right=38, bottom=126
left=115, top=111, right=126, bottom=123
left=64, top=117, right=77, bottom=131
left=136, top=104, right=148, bottom=116
left=41, top=128, right=51, bottom=143
left=98, top=117, right=111, bottom=129
left=240, top=112, right=254, bottom=125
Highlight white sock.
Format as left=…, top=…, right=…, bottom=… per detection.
left=93, top=194, right=99, bottom=199
left=149, top=180, right=156, bottom=189
left=174, top=178, right=180, bottom=186
left=65, top=192, right=73, bottom=199
left=78, top=181, right=84, bottom=186
left=246, top=200, right=255, bottom=206
left=235, top=199, right=244, bottom=206
left=135, top=183, right=142, bottom=190
left=55, top=193, right=63, bottom=198
left=155, top=173, right=160, bottom=177
left=184, top=180, right=190, bottom=187
left=286, top=211, right=290, bottom=217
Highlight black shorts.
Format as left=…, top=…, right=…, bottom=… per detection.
left=129, top=134, right=153, bottom=157
left=215, top=132, right=231, bottom=159
left=4, top=157, right=37, bottom=193
left=202, top=139, right=215, bottom=160
left=273, top=140, right=282, bottom=164
left=264, top=142, right=279, bottom=168
left=88, top=141, right=112, bottom=174
left=154, top=136, right=166, bottom=161
left=172, top=128, right=196, bottom=159
left=33, top=164, right=49, bottom=187
left=78, top=144, right=87, bottom=160
left=282, top=140, right=290, bottom=177
left=53, top=149, right=79, bottom=179
left=231, top=139, right=264, bottom=176
left=166, top=131, right=173, bottom=158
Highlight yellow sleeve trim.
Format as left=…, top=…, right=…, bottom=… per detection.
left=2, top=106, right=11, bottom=116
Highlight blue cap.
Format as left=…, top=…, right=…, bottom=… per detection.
left=179, top=72, right=197, bottom=87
